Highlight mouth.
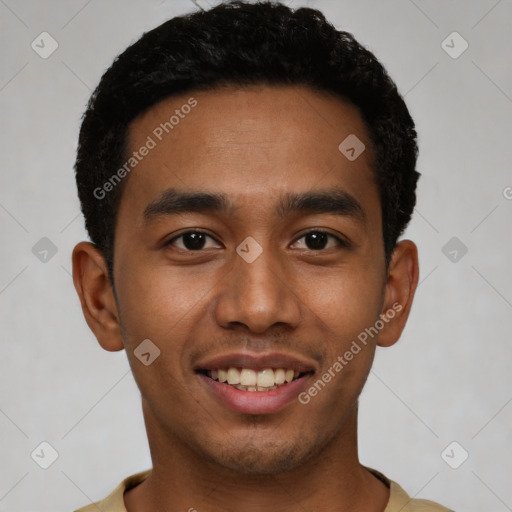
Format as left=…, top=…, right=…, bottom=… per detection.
left=194, top=352, right=316, bottom=414
left=197, top=367, right=310, bottom=392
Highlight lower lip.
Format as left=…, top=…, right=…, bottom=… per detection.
left=198, top=373, right=311, bottom=415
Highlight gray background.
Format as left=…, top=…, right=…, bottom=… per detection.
left=1, top=0, right=511, bottom=510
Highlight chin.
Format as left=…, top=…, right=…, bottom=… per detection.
left=199, top=436, right=321, bottom=476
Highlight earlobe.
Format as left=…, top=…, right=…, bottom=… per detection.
left=377, top=240, right=419, bottom=348
left=72, top=241, right=124, bottom=352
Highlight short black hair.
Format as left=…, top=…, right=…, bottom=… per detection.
left=75, top=0, right=419, bottom=285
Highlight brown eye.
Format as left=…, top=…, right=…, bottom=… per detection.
left=292, top=231, right=347, bottom=251
left=168, top=231, right=221, bottom=251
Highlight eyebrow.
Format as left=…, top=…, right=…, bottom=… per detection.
left=142, top=187, right=366, bottom=225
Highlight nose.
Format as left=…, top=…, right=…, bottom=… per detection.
left=214, top=245, right=302, bottom=334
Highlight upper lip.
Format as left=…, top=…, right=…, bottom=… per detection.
left=194, top=351, right=317, bottom=374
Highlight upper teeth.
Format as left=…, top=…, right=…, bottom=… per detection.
left=207, top=368, right=300, bottom=390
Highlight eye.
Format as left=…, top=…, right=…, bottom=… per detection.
left=166, top=231, right=222, bottom=251
left=292, top=231, right=347, bottom=251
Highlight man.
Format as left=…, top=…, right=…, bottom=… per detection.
left=71, top=1, right=452, bottom=510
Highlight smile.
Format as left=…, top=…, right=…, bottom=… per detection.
left=203, top=367, right=304, bottom=391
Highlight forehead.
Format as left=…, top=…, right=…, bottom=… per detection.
left=119, top=85, right=378, bottom=225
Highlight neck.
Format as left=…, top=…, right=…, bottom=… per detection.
left=124, top=402, right=389, bottom=512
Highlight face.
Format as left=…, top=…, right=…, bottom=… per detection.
left=105, top=85, right=392, bottom=474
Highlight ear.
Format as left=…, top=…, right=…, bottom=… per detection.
left=377, top=240, right=419, bottom=348
left=72, top=241, right=124, bottom=352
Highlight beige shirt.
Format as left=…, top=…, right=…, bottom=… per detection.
left=74, top=468, right=453, bottom=512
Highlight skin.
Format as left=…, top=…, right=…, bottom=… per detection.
left=72, top=85, right=419, bottom=512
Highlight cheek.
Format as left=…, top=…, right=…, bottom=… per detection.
left=305, top=270, right=383, bottom=342
left=114, top=269, right=198, bottom=402
left=300, top=267, right=384, bottom=401
left=115, top=263, right=208, bottom=343
left=114, top=262, right=218, bottom=397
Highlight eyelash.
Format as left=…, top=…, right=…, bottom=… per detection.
left=166, top=230, right=349, bottom=251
